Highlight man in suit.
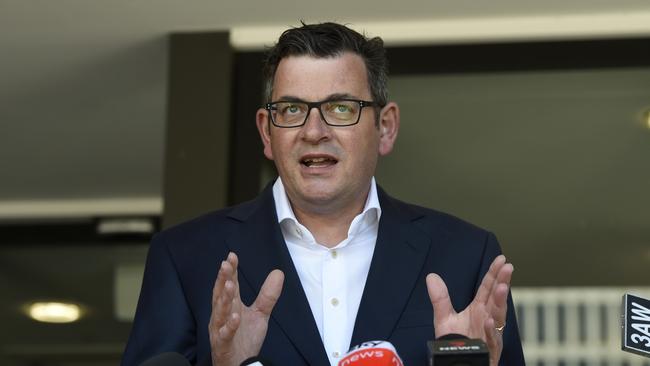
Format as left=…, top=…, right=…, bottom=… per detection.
left=123, top=22, right=525, bottom=366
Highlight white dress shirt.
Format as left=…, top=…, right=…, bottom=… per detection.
left=272, top=177, right=381, bottom=366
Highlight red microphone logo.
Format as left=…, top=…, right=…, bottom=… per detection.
left=449, top=341, right=467, bottom=347
left=338, top=340, right=404, bottom=366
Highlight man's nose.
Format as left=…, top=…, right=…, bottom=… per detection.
left=300, top=107, right=331, bottom=142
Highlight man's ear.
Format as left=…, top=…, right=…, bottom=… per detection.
left=256, top=108, right=274, bottom=160
left=378, top=102, right=400, bottom=156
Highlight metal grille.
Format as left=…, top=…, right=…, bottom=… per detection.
left=512, top=287, right=650, bottom=366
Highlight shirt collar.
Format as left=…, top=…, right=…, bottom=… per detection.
left=272, top=177, right=382, bottom=227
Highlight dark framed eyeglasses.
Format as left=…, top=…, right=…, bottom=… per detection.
left=265, top=99, right=377, bottom=128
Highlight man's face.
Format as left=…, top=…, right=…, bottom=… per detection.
left=256, top=52, right=399, bottom=214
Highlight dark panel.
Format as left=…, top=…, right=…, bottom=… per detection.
left=536, top=303, right=545, bottom=343
left=558, top=304, right=566, bottom=343
left=0, top=219, right=159, bottom=245
left=599, top=304, right=608, bottom=344
left=163, top=32, right=233, bottom=228
left=228, top=52, right=266, bottom=205
left=578, top=303, right=587, bottom=344
left=388, top=38, right=650, bottom=75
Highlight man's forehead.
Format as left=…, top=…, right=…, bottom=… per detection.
left=272, top=52, right=371, bottom=100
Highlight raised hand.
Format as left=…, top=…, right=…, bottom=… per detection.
left=209, top=252, right=285, bottom=366
left=426, top=255, right=513, bottom=366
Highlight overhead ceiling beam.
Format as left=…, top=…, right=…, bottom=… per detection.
left=231, top=12, right=650, bottom=50
left=0, top=198, right=161, bottom=221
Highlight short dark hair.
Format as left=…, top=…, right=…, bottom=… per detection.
left=262, top=22, right=388, bottom=107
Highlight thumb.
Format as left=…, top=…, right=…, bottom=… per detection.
left=253, top=269, right=285, bottom=315
left=426, top=273, right=455, bottom=322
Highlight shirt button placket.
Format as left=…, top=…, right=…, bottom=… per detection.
left=322, top=248, right=346, bottom=366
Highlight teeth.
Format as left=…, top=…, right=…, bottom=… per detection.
left=306, top=157, right=327, bottom=163
left=303, top=157, right=335, bottom=166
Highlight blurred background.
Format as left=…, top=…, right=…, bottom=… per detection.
left=1, top=1, right=649, bottom=365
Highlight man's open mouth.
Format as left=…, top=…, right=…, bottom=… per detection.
left=301, top=157, right=338, bottom=167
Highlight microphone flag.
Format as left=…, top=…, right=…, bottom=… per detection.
left=622, top=293, right=650, bottom=358
left=338, top=340, right=404, bottom=366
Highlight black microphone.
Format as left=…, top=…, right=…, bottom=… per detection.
left=427, top=334, right=489, bottom=366
left=622, top=293, right=650, bottom=358
left=139, top=352, right=191, bottom=366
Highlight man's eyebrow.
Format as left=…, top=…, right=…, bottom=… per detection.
left=274, top=93, right=361, bottom=102
left=274, top=95, right=304, bottom=102
left=324, top=93, right=358, bottom=100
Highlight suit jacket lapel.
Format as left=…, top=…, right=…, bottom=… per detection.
left=225, top=186, right=330, bottom=366
left=351, top=187, right=432, bottom=346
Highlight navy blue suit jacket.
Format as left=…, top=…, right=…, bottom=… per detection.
left=122, top=185, right=525, bottom=365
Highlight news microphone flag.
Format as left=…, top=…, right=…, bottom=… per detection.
left=338, top=340, right=403, bottom=366
left=622, top=293, right=650, bottom=358
left=427, top=335, right=489, bottom=366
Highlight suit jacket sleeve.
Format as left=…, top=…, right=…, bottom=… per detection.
left=121, top=233, right=198, bottom=366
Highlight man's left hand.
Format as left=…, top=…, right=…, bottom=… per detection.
left=426, top=255, right=513, bottom=366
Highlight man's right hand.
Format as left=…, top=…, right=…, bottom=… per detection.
left=209, top=252, right=285, bottom=366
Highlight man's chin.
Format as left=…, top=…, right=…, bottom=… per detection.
left=292, top=187, right=344, bottom=211
left=300, top=189, right=339, bottom=205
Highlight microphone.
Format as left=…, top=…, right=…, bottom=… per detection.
left=427, top=334, right=489, bottom=366
left=139, top=352, right=191, bottom=366
left=622, top=293, right=650, bottom=358
left=338, top=340, right=404, bottom=366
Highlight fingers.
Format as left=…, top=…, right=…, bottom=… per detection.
left=211, top=262, right=228, bottom=309
left=212, top=253, right=239, bottom=303
left=253, top=269, right=285, bottom=315
left=495, top=262, right=513, bottom=287
left=209, top=252, right=282, bottom=366
left=211, top=289, right=241, bottom=362
left=211, top=253, right=240, bottom=328
left=218, top=312, right=241, bottom=342
left=487, top=262, right=513, bottom=329
left=210, top=279, right=241, bottom=359
left=474, top=255, right=506, bottom=305
left=212, top=271, right=237, bottom=327
left=426, top=273, right=456, bottom=323
left=483, top=317, right=503, bottom=366
left=484, top=317, right=497, bottom=349
left=228, top=252, right=242, bottom=313
left=493, top=264, right=513, bottom=305
left=471, top=256, right=512, bottom=344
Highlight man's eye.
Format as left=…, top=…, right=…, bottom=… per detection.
left=283, top=104, right=302, bottom=114
left=331, top=103, right=353, bottom=114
